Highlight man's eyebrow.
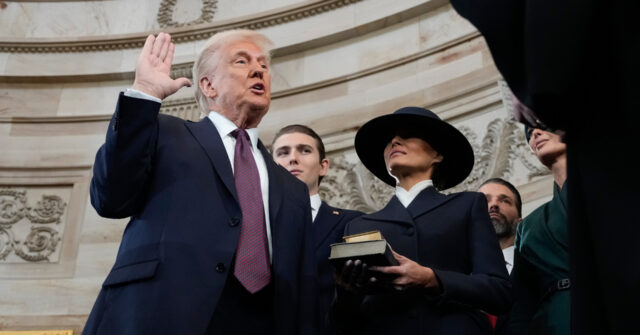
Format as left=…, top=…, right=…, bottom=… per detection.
left=231, top=50, right=267, bottom=61
left=274, top=145, right=290, bottom=152
left=296, top=144, right=314, bottom=150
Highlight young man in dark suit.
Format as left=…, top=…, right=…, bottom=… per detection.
left=272, top=125, right=363, bottom=334
left=84, top=30, right=316, bottom=335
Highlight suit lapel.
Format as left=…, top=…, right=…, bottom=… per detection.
left=406, top=187, right=457, bottom=218
left=314, top=202, right=343, bottom=249
left=184, top=118, right=238, bottom=202
left=366, top=196, right=415, bottom=227
left=258, top=142, right=283, bottom=228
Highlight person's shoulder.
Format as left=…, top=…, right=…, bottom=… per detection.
left=156, top=112, right=192, bottom=131
left=158, top=112, right=190, bottom=124
left=348, top=208, right=382, bottom=225
left=272, top=165, right=310, bottom=206
left=343, top=211, right=375, bottom=234
left=321, top=202, right=364, bottom=221
left=517, top=200, right=551, bottom=243
left=441, top=189, right=483, bottom=203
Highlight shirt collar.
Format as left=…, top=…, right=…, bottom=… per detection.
left=310, top=194, right=322, bottom=212
left=208, top=111, right=260, bottom=151
left=310, top=194, right=322, bottom=222
left=395, top=179, right=434, bottom=208
left=502, top=245, right=514, bottom=263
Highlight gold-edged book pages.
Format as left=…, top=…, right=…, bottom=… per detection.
left=343, top=230, right=383, bottom=243
left=0, top=331, right=73, bottom=335
left=329, top=230, right=398, bottom=267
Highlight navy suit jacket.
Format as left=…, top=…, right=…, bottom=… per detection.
left=333, top=187, right=512, bottom=335
left=313, top=202, right=363, bottom=334
left=83, top=94, right=316, bottom=335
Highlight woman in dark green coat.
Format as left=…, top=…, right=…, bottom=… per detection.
left=507, top=127, right=569, bottom=334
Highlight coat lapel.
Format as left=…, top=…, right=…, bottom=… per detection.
left=258, top=142, right=283, bottom=228
left=406, top=187, right=458, bottom=218
left=314, top=202, right=343, bottom=249
left=365, top=196, right=415, bottom=227
left=184, top=118, right=238, bottom=202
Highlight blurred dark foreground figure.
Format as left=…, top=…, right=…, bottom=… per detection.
left=450, top=1, right=640, bottom=333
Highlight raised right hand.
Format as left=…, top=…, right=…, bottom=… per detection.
left=132, top=32, right=192, bottom=100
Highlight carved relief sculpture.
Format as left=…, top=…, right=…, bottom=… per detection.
left=0, top=189, right=66, bottom=263
left=157, top=0, right=218, bottom=28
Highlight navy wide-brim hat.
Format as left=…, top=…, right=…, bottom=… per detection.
left=355, top=106, right=474, bottom=190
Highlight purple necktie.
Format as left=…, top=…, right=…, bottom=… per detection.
left=231, top=128, right=271, bottom=293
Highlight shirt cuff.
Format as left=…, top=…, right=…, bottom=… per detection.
left=124, top=88, right=162, bottom=104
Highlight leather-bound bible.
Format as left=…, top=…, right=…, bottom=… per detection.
left=328, top=230, right=399, bottom=268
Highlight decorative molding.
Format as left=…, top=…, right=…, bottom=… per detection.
left=0, top=115, right=111, bottom=124
left=0, top=189, right=27, bottom=225
left=171, top=62, right=195, bottom=81
left=26, top=195, right=66, bottom=224
left=157, top=0, right=218, bottom=28
left=0, top=31, right=484, bottom=124
left=319, top=156, right=394, bottom=214
left=0, top=188, right=67, bottom=263
left=0, top=0, right=363, bottom=53
left=12, top=226, right=61, bottom=262
left=0, top=167, right=91, bottom=278
left=156, top=32, right=484, bottom=121
left=446, top=118, right=548, bottom=194
left=160, top=98, right=203, bottom=121
left=0, top=331, right=74, bottom=335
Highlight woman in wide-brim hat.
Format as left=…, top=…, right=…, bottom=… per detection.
left=332, top=107, right=512, bottom=335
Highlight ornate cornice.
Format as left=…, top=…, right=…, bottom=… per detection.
left=0, top=31, right=483, bottom=123
left=0, top=115, right=111, bottom=124
left=154, top=31, right=483, bottom=117
left=0, top=0, right=362, bottom=53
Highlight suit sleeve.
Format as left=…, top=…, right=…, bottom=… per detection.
left=329, top=217, right=368, bottom=335
left=432, top=193, right=513, bottom=315
left=90, top=93, right=161, bottom=218
left=284, top=180, right=316, bottom=335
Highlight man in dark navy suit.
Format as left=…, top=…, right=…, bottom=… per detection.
left=272, top=125, right=363, bottom=334
left=83, top=30, right=315, bottom=335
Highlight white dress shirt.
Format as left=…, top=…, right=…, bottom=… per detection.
left=395, top=179, right=434, bottom=208
left=207, top=111, right=272, bottom=260
left=123, top=89, right=273, bottom=259
left=502, top=245, right=514, bottom=274
left=310, top=194, right=322, bottom=222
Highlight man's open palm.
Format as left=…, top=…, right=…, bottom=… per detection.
left=132, top=32, right=192, bottom=100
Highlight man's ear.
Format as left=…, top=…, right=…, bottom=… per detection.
left=319, top=158, right=330, bottom=177
left=199, top=76, right=217, bottom=99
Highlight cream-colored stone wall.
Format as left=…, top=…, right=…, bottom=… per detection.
left=0, top=0, right=552, bottom=332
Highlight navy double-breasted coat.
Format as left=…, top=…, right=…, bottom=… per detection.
left=334, top=187, right=512, bottom=334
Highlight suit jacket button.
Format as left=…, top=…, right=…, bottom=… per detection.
left=406, top=227, right=415, bottom=236
left=215, top=263, right=226, bottom=273
left=229, top=217, right=240, bottom=227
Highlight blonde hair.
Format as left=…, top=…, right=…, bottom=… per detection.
left=192, top=29, right=273, bottom=112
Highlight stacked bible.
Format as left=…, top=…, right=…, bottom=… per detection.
left=328, top=230, right=398, bottom=268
